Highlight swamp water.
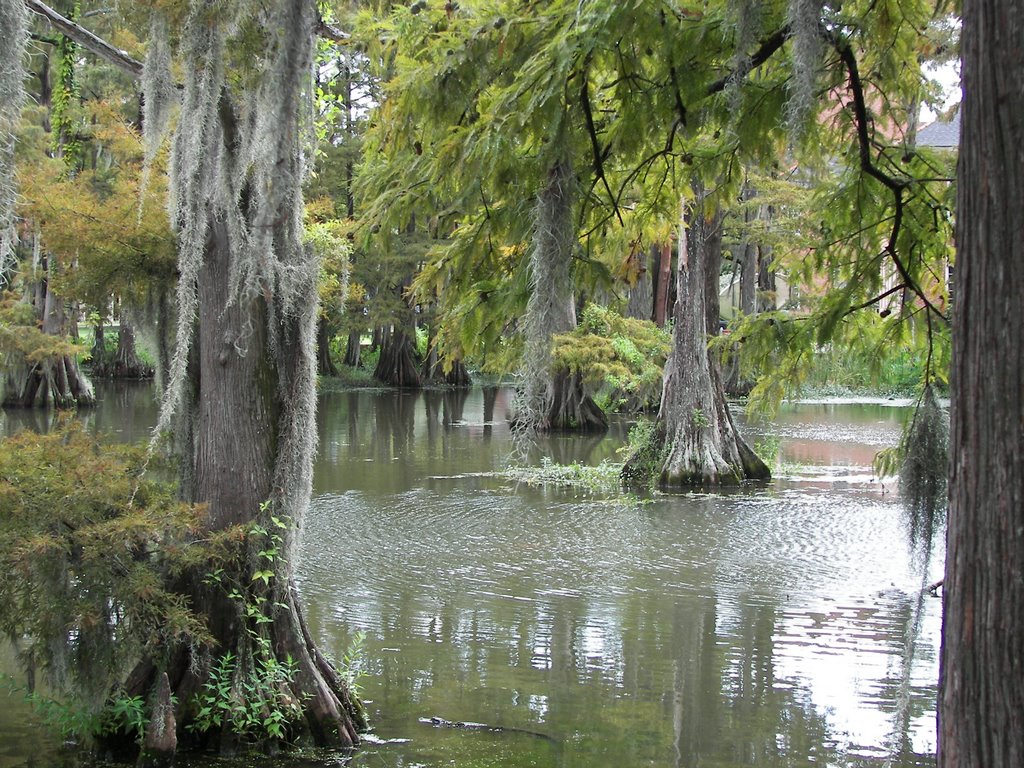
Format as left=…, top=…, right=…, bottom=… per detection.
left=0, top=385, right=942, bottom=767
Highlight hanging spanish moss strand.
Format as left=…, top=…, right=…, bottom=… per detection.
left=901, top=382, right=946, bottom=528
left=725, top=0, right=762, bottom=116
left=151, top=0, right=321, bottom=553
left=0, top=0, right=28, bottom=285
left=245, top=0, right=321, bottom=566
left=512, top=157, right=578, bottom=449
left=785, top=0, right=825, bottom=136
left=138, top=12, right=176, bottom=205
left=152, top=1, right=230, bottom=448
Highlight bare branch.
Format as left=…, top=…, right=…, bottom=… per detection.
left=24, top=0, right=143, bottom=79
left=317, top=17, right=350, bottom=43
left=23, top=1, right=351, bottom=83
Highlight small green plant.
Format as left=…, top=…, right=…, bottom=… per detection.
left=753, top=434, right=782, bottom=466
left=190, top=512, right=306, bottom=744
left=415, top=325, right=430, bottom=359
left=3, top=676, right=149, bottom=746
left=619, top=418, right=668, bottom=490
left=504, top=456, right=624, bottom=495
left=338, top=631, right=367, bottom=698
left=101, top=692, right=149, bottom=743
left=691, top=407, right=710, bottom=431
left=188, top=640, right=302, bottom=741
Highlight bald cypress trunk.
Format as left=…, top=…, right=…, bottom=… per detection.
left=2, top=253, right=94, bottom=408
left=119, top=2, right=365, bottom=759
left=374, top=327, right=421, bottom=387
left=515, top=157, right=606, bottom=435
left=625, top=195, right=768, bottom=488
left=939, top=0, right=1024, bottom=764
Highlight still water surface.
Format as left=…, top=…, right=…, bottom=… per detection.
left=0, top=384, right=942, bottom=767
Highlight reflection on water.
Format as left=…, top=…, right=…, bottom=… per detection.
left=0, top=386, right=941, bottom=767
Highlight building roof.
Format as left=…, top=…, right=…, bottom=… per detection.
left=917, top=112, right=960, bottom=148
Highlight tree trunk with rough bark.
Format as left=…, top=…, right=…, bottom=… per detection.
left=653, top=242, right=673, bottom=327
left=113, top=318, right=153, bottom=379
left=421, top=331, right=472, bottom=387
left=939, top=1, right=1024, bottom=765
left=316, top=316, right=339, bottom=377
left=343, top=329, right=362, bottom=368
left=126, top=217, right=365, bottom=759
left=89, top=319, right=114, bottom=376
left=118, top=3, right=363, bottom=759
left=374, top=327, right=421, bottom=387
left=515, top=156, right=607, bottom=435
left=625, top=245, right=654, bottom=321
left=625, top=197, right=768, bottom=488
left=2, top=254, right=94, bottom=408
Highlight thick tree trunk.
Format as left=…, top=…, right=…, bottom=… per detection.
left=113, top=319, right=153, bottom=379
left=421, top=333, right=472, bottom=387
left=625, top=197, right=768, bottom=488
left=343, top=329, right=362, bottom=368
left=545, top=367, right=608, bottom=432
left=653, top=242, right=673, bottom=327
left=724, top=233, right=757, bottom=396
left=2, top=255, right=94, bottom=408
left=939, top=1, right=1024, bottom=765
left=316, top=316, right=339, bottom=377
left=757, top=241, right=777, bottom=312
left=90, top=319, right=113, bottom=376
left=625, top=245, right=654, bottom=321
left=516, top=157, right=607, bottom=435
left=128, top=216, right=364, bottom=759
left=374, top=327, right=421, bottom=387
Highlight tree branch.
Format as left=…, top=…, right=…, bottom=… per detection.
left=580, top=55, right=623, bottom=226
left=317, top=18, right=350, bottom=43
left=24, top=0, right=350, bottom=82
left=829, top=31, right=949, bottom=326
left=705, top=25, right=791, bottom=96
left=25, top=0, right=143, bottom=78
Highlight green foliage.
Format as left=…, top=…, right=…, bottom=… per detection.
left=0, top=291, right=86, bottom=366
left=619, top=418, right=668, bottom=491
left=188, top=641, right=302, bottom=742
left=0, top=424, right=211, bottom=741
left=753, top=434, right=782, bottom=467
left=415, top=325, right=429, bottom=360
left=504, top=456, right=624, bottom=496
left=552, top=304, right=670, bottom=413
left=875, top=384, right=949, bottom=513
left=18, top=100, right=177, bottom=312
left=336, top=631, right=367, bottom=700
left=189, top=514, right=306, bottom=744
left=691, top=407, right=711, bottom=431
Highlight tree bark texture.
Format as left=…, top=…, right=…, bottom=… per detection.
left=2, top=254, right=94, bottom=408
left=939, top=0, right=1024, bottom=765
left=374, top=327, right=421, bottom=387
left=113, top=319, right=153, bottom=379
left=625, top=244, right=654, bottom=321
left=316, top=317, right=339, bottom=377
left=653, top=242, right=673, bottom=327
left=517, top=158, right=606, bottom=434
left=649, top=198, right=768, bottom=487
left=343, top=329, right=362, bottom=368
left=139, top=217, right=363, bottom=757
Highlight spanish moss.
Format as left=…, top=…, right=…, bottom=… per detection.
left=150, top=0, right=322, bottom=556
left=900, top=384, right=949, bottom=559
left=513, top=156, right=578, bottom=443
left=0, top=0, right=28, bottom=285
left=139, top=12, right=176, bottom=202
left=786, top=0, right=825, bottom=136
